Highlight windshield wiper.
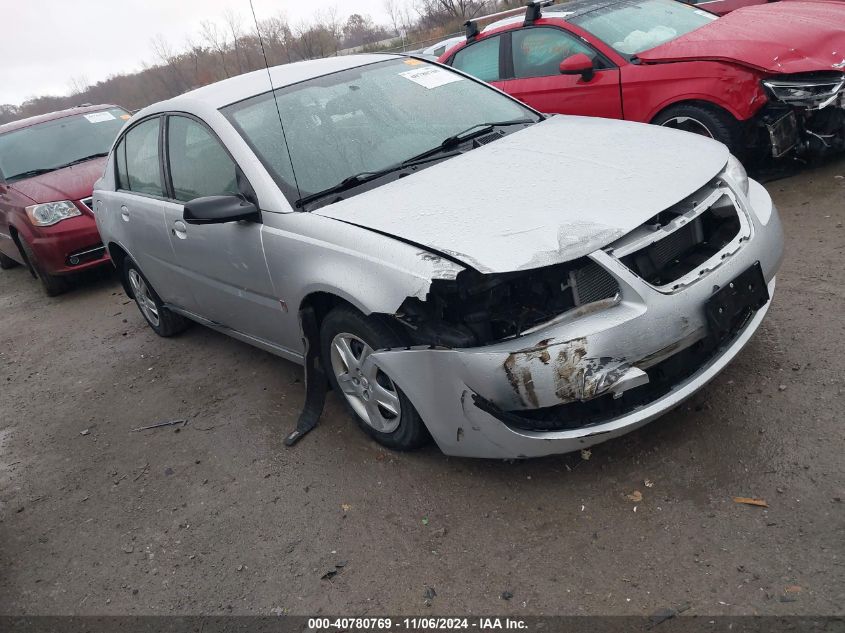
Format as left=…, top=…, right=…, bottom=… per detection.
left=296, top=119, right=536, bottom=209
left=296, top=151, right=461, bottom=209
left=54, top=152, right=110, bottom=169
left=442, top=118, right=535, bottom=148
left=7, top=167, right=56, bottom=182
left=408, top=118, right=537, bottom=163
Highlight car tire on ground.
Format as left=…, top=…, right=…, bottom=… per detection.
left=0, top=251, right=18, bottom=270
left=18, top=239, right=68, bottom=296
left=320, top=305, right=431, bottom=451
left=123, top=258, right=189, bottom=337
left=653, top=103, right=743, bottom=157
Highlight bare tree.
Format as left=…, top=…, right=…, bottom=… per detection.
left=200, top=20, right=230, bottom=78
left=258, top=14, right=297, bottom=65
left=384, top=0, right=404, bottom=35
left=67, top=75, right=89, bottom=97
left=222, top=9, right=246, bottom=74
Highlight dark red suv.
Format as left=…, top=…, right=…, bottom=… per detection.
left=0, top=105, right=129, bottom=295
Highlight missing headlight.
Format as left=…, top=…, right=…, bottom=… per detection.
left=395, top=258, right=620, bottom=347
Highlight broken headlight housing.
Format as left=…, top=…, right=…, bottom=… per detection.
left=397, top=257, right=620, bottom=347
left=721, top=155, right=749, bottom=197
left=762, top=74, right=845, bottom=110
left=25, top=201, right=81, bottom=227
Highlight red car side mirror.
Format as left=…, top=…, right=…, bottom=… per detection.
left=560, top=53, right=595, bottom=80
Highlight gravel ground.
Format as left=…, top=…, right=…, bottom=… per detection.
left=0, top=157, right=843, bottom=616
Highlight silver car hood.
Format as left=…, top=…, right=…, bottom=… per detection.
left=314, top=116, right=729, bottom=274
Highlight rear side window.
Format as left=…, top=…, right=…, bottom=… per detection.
left=451, top=36, right=502, bottom=82
left=167, top=116, right=238, bottom=203
left=119, top=118, right=164, bottom=197
left=512, top=28, right=598, bottom=78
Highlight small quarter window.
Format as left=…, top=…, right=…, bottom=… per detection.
left=115, top=137, right=128, bottom=190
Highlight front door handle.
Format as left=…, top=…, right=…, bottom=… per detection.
left=172, top=220, right=188, bottom=240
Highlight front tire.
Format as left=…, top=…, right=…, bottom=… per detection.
left=653, top=103, right=743, bottom=157
left=19, top=239, right=68, bottom=296
left=123, top=258, right=189, bottom=337
left=320, top=306, right=430, bottom=451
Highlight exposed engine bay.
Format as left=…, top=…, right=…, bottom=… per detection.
left=394, top=257, right=620, bottom=348
left=760, top=72, right=845, bottom=158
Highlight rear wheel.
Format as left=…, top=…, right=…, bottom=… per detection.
left=653, top=103, right=743, bottom=156
left=320, top=306, right=430, bottom=451
left=123, top=258, right=189, bottom=337
left=0, top=251, right=17, bottom=270
left=18, top=239, right=68, bottom=296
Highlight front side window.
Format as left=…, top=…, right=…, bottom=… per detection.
left=167, top=116, right=238, bottom=203
left=512, top=28, right=599, bottom=79
left=223, top=59, right=537, bottom=204
left=0, top=107, right=128, bottom=183
left=571, top=0, right=716, bottom=56
left=120, top=117, right=164, bottom=197
left=451, top=37, right=502, bottom=83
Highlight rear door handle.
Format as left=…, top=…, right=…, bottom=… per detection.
left=120, top=206, right=130, bottom=222
left=172, top=220, right=188, bottom=239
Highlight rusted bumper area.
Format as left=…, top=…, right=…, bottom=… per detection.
left=369, top=181, right=783, bottom=458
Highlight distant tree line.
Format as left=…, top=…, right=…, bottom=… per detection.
left=0, top=0, right=528, bottom=126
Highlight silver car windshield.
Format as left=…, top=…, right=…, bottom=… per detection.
left=221, top=59, right=539, bottom=204
left=570, top=0, right=717, bottom=56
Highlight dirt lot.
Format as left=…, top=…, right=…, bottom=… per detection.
left=0, top=158, right=843, bottom=617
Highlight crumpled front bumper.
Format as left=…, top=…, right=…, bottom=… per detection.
left=369, top=180, right=784, bottom=459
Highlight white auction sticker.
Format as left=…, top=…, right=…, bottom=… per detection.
left=84, top=111, right=117, bottom=123
left=399, top=67, right=464, bottom=90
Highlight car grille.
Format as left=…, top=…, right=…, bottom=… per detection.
left=612, top=185, right=743, bottom=288
left=571, top=261, right=619, bottom=304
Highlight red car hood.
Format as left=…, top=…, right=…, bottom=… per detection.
left=638, top=2, right=845, bottom=74
left=9, top=156, right=106, bottom=204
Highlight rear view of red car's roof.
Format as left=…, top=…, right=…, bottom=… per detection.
left=0, top=104, right=120, bottom=135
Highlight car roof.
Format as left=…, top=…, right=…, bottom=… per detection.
left=144, top=54, right=401, bottom=115
left=0, top=104, right=122, bottom=135
left=544, top=0, right=630, bottom=19
left=476, top=0, right=626, bottom=38
left=423, top=36, right=464, bottom=54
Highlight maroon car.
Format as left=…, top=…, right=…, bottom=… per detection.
left=0, top=104, right=129, bottom=295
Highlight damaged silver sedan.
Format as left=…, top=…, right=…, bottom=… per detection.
left=94, top=54, right=784, bottom=458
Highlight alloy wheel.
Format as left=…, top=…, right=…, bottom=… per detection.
left=128, top=269, right=160, bottom=327
left=330, top=332, right=401, bottom=433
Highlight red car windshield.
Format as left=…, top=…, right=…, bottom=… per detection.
left=0, top=107, right=128, bottom=182
left=569, top=0, right=717, bottom=56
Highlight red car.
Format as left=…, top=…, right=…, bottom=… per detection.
left=0, top=105, right=129, bottom=295
left=439, top=0, right=845, bottom=160
left=678, top=0, right=777, bottom=15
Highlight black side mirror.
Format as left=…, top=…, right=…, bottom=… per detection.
left=183, top=195, right=260, bottom=225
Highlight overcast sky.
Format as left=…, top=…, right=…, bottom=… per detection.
left=1, top=0, right=392, bottom=106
